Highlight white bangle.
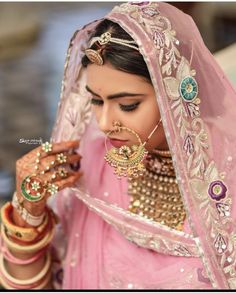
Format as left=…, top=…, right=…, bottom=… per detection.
left=0, top=263, right=52, bottom=289
left=33, top=270, right=52, bottom=289
left=12, top=192, right=45, bottom=227
left=0, top=250, right=51, bottom=286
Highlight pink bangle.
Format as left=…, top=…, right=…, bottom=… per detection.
left=0, top=237, right=47, bottom=265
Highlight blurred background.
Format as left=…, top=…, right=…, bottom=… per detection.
left=0, top=2, right=236, bottom=202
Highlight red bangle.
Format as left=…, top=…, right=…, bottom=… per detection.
left=8, top=213, right=53, bottom=246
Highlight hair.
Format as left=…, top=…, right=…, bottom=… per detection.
left=81, top=19, right=151, bottom=83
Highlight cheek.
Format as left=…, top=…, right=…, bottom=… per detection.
left=127, top=100, right=161, bottom=143
left=91, top=98, right=166, bottom=150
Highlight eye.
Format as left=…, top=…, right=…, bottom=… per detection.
left=91, top=98, right=103, bottom=106
left=119, top=102, right=140, bottom=112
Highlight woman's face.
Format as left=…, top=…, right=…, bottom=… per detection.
left=86, top=63, right=169, bottom=151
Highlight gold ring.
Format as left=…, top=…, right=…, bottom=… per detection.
left=56, top=153, right=67, bottom=164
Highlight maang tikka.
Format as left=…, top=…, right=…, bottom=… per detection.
left=85, top=32, right=140, bottom=66
left=104, top=119, right=162, bottom=179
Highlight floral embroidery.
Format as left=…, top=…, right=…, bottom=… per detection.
left=216, top=202, right=230, bottom=217
left=183, top=135, right=195, bottom=156
left=141, top=6, right=159, bottom=19
left=208, top=180, right=227, bottom=201
left=153, top=30, right=165, bottom=49
left=163, top=58, right=196, bottom=99
left=214, top=233, right=227, bottom=255
left=130, top=1, right=150, bottom=6
left=112, top=2, right=236, bottom=287
left=173, top=245, right=193, bottom=257
left=179, top=76, right=198, bottom=102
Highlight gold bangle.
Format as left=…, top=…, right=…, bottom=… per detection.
left=1, top=223, right=55, bottom=254
left=0, top=250, right=51, bottom=286
left=1, top=202, right=48, bottom=242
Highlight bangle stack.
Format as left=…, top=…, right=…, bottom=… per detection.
left=0, top=141, right=63, bottom=289
left=0, top=238, right=48, bottom=265
left=0, top=196, right=57, bottom=289
left=0, top=252, right=52, bottom=289
left=1, top=202, right=49, bottom=243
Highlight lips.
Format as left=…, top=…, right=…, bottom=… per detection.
left=109, top=138, right=128, bottom=148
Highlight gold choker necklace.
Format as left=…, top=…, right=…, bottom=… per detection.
left=128, top=152, right=186, bottom=230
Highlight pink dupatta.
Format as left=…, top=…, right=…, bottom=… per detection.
left=51, top=2, right=236, bottom=289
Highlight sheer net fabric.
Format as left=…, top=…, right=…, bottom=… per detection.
left=51, top=2, right=236, bottom=289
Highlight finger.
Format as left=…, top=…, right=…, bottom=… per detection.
left=54, top=154, right=82, bottom=169
left=56, top=171, right=83, bottom=190
left=38, top=154, right=82, bottom=173
left=44, top=171, right=83, bottom=200
left=43, top=140, right=80, bottom=157
left=26, top=140, right=80, bottom=160
left=40, top=169, right=76, bottom=183
left=20, top=140, right=80, bottom=171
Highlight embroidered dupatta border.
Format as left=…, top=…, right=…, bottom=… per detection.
left=106, top=2, right=236, bottom=289
left=71, top=187, right=199, bottom=258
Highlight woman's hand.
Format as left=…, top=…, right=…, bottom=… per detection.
left=15, top=140, right=82, bottom=224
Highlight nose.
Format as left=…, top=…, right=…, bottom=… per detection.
left=97, top=103, right=114, bottom=134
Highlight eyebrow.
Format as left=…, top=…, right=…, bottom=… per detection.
left=85, top=85, right=145, bottom=100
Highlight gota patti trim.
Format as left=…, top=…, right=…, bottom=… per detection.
left=109, top=2, right=236, bottom=289
left=71, top=187, right=199, bottom=257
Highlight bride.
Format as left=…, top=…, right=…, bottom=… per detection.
left=1, top=2, right=236, bottom=289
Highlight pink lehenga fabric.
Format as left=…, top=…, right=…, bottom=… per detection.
left=51, top=2, right=236, bottom=289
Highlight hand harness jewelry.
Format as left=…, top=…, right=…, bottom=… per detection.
left=20, top=142, right=68, bottom=203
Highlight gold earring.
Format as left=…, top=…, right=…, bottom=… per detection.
left=104, top=121, right=148, bottom=179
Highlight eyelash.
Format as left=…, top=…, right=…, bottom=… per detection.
left=90, top=98, right=103, bottom=106
left=120, top=102, right=140, bottom=112
left=90, top=98, right=140, bottom=112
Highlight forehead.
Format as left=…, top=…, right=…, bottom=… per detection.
left=86, top=63, right=152, bottom=95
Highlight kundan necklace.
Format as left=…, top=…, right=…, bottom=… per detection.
left=128, top=150, right=186, bottom=231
